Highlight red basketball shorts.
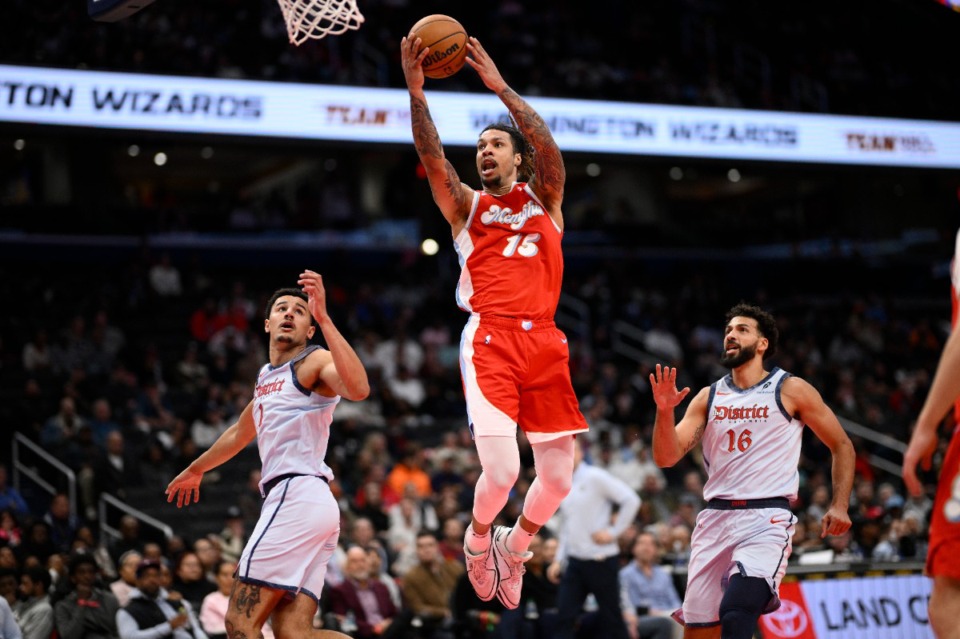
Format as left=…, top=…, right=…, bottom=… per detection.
left=459, top=314, right=588, bottom=443
left=927, top=430, right=960, bottom=580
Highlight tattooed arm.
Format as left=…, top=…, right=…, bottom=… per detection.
left=466, top=37, right=565, bottom=214
left=650, top=365, right=708, bottom=467
left=400, top=34, right=472, bottom=235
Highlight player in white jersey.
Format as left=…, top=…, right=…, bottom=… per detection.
left=649, top=303, right=854, bottom=639
left=165, top=270, right=369, bottom=639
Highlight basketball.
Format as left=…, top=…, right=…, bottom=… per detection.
left=410, top=14, right=468, bottom=79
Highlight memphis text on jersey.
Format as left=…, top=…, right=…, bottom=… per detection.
left=480, top=200, right=545, bottom=231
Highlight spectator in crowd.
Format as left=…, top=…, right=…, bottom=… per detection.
left=174, top=343, right=209, bottom=395
left=546, top=440, right=639, bottom=639
left=353, top=482, right=390, bottom=533
left=0, top=596, right=21, bottom=639
left=108, top=518, right=143, bottom=566
left=110, top=552, right=142, bottom=608
left=87, top=400, right=121, bottom=450
left=199, top=560, right=273, bottom=639
left=608, top=443, right=664, bottom=494
left=430, top=457, right=466, bottom=497
left=116, top=559, right=207, bottom=639
left=387, top=496, right=438, bottom=576
left=0, top=551, right=16, bottom=573
left=215, top=508, right=246, bottom=565
left=41, top=397, right=88, bottom=454
left=365, top=544, right=402, bottom=611
left=13, top=566, right=53, bottom=639
left=386, top=445, right=433, bottom=499
left=438, top=518, right=466, bottom=563
left=0, top=511, right=21, bottom=549
left=499, top=534, right=560, bottom=638
left=327, top=547, right=399, bottom=638
left=72, top=526, right=117, bottom=582
left=618, top=532, right=680, bottom=639
left=192, top=539, right=221, bottom=583
left=0, top=467, right=28, bottom=516
left=21, top=329, right=52, bottom=376
left=170, top=552, right=215, bottom=613
left=400, top=531, right=463, bottom=635
left=0, top=570, right=15, bottom=609
left=20, top=523, right=56, bottom=566
left=191, top=404, right=230, bottom=451
left=148, top=253, right=182, bottom=298
left=54, top=553, right=120, bottom=639
left=91, top=431, right=143, bottom=507
left=43, top=493, right=80, bottom=554
left=450, top=568, right=502, bottom=639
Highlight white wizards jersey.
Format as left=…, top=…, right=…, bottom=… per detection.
left=701, top=367, right=802, bottom=501
left=253, top=345, right=339, bottom=488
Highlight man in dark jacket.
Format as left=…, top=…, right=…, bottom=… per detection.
left=54, top=554, right=121, bottom=639
left=115, top=560, right=207, bottom=639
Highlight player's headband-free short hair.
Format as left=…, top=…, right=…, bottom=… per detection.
left=264, top=287, right=309, bottom=320
left=725, top=302, right=779, bottom=360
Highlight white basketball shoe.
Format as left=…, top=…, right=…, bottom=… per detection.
left=464, top=529, right=498, bottom=601
left=491, top=525, right=533, bottom=610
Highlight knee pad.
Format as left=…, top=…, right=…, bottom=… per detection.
left=719, top=574, right=772, bottom=639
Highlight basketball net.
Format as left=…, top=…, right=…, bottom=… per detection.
left=276, top=0, right=364, bottom=45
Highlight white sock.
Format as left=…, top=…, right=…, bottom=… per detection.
left=466, top=523, right=491, bottom=555
left=505, top=520, right=534, bottom=555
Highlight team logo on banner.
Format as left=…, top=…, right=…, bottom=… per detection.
left=761, top=582, right=816, bottom=639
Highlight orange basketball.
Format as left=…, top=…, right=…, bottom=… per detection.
left=410, top=14, right=468, bottom=79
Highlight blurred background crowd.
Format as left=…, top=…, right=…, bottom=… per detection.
left=0, top=0, right=958, bottom=637
left=2, top=0, right=957, bottom=121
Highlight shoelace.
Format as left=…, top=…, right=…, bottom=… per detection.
left=506, top=558, right=526, bottom=582
left=469, top=554, right=489, bottom=583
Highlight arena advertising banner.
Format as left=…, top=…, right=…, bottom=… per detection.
left=760, top=575, right=933, bottom=639
left=3, top=64, right=960, bottom=168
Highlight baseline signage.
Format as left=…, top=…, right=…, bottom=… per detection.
left=3, top=64, right=960, bottom=168
left=761, top=575, right=933, bottom=639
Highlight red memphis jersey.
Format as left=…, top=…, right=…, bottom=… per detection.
left=953, top=228, right=960, bottom=423
left=453, top=182, right=564, bottom=320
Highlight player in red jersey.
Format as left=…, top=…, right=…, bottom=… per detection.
left=903, top=229, right=960, bottom=639
left=401, top=36, right=588, bottom=609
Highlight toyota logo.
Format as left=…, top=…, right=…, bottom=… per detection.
left=761, top=600, right=808, bottom=638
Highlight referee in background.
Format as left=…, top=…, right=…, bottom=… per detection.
left=547, top=440, right=641, bottom=639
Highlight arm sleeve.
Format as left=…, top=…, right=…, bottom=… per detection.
left=602, top=473, right=641, bottom=538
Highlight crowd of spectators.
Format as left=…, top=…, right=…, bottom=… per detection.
left=0, top=232, right=951, bottom=636
left=1, top=0, right=957, bottom=121
left=1, top=2, right=956, bottom=635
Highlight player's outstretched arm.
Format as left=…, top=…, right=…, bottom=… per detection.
left=400, top=35, right=472, bottom=233
left=649, top=364, right=705, bottom=467
left=465, top=37, right=565, bottom=212
left=783, top=376, right=854, bottom=537
left=165, top=401, right=257, bottom=507
left=904, top=323, right=960, bottom=496
left=298, top=270, right=370, bottom=401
